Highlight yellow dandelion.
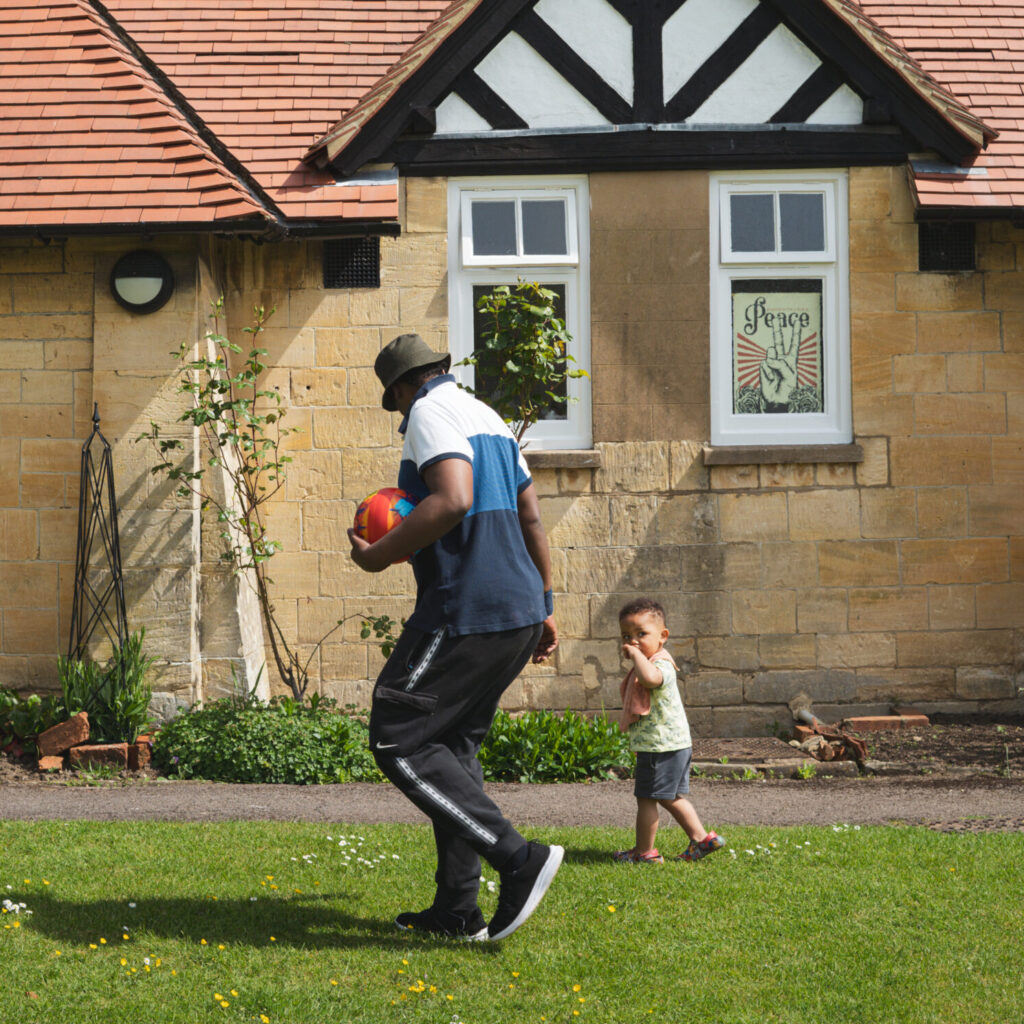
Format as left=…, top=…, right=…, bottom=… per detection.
left=12, top=921, right=20, bottom=929
left=171, top=970, right=178, bottom=976
left=54, top=951, right=61, bottom=957
left=261, top=1017, right=270, bottom=1023
left=397, top=969, right=406, bottom=975
left=89, top=943, right=98, bottom=950
left=43, top=880, right=50, bottom=886
left=270, top=936, right=276, bottom=942
left=579, top=997, right=586, bottom=1003
left=266, top=875, right=274, bottom=880
left=330, top=980, right=338, bottom=986
left=121, top=958, right=128, bottom=966
left=429, top=985, right=437, bottom=993
left=573, top=1013, right=580, bottom=1018
left=447, top=994, right=454, bottom=1001
left=402, top=959, right=409, bottom=965
left=608, top=905, right=616, bottom=912
left=573, top=984, right=582, bottom=992
left=214, top=994, right=223, bottom=1001
left=155, top=959, right=162, bottom=967
left=230, top=990, right=238, bottom=997
left=145, top=966, right=151, bottom=973
left=512, top=971, right=520, bottom=977
left=220, top=1001, right=229, bottom=1008
left=122, top=934, right=129, bottom=940
left=270, top=885, right=278, bottom=891
left=218, top=944, right=226, bottom=951
left=99, top=938, right=107, bottom=945
left=201, top=939, right=207, bottom=946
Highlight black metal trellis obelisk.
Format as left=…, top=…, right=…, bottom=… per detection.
left=68, top=405, right=128, bottom=663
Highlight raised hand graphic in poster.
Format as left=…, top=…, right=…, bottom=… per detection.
left=732, top=279, right=823, bottom=414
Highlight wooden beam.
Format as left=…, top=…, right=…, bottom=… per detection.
left=514, top=8, right=633, bottom=124
left=390, top=126, right=913, bottom=176
left=665, top=5, right=781, bottom=122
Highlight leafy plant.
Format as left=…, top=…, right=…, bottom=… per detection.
left=137, top=299, right=397, bottom=702
left=796, top=762, right=816, bottom=780
left=478, top=709, right=631, bottom=783
left=0, top=690, right=64, bottom=754
left=59, top=630, right=155, bottom=744
left=151, top=696, right=383, bottom=785
left=458, top=280, right=588, bottom=445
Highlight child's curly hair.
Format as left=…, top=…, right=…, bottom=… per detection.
left=618, top=598, right=666, bottom=627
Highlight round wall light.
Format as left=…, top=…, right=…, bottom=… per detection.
left=110, top=250, right=175, bottom=314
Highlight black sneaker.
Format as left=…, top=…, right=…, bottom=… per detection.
left=394, top=906, right=487, bottom=941
left=487, top=842, right=564, bottom=941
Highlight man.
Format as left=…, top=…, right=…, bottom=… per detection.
left=348, top=332, right=561, bottom=942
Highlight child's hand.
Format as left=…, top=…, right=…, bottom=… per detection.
left=621, top=641, right=642, bottom=662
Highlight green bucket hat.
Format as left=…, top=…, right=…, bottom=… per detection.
left=374, top=333, right=451, bottom=411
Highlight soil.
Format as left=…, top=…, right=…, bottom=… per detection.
left=2, top=715, right=1022, bottom=833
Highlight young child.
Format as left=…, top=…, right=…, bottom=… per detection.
left=614, top=598, right=725, bottom=864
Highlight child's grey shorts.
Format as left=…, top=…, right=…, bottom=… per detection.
left=634, top=748, right=692, bottom=800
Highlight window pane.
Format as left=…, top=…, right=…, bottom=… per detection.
left=472, top=284, right=569, bottom=422
left=471, top=201, right=517, bottom=256
left=780, top=193, right=825, bottom=252
left=522, top=200, right=568, bottom=255
left=730, top=279, right=824, bottom=414
left=730, top=193, right=775, bottom=252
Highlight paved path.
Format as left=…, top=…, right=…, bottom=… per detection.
left=2, top=777, right=1023, bottom=828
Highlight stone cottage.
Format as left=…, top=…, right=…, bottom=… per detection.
left=1, top=0, right=1021, bottom=733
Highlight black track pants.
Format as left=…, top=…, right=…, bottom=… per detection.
left=369, top=622, right=543, bottom=914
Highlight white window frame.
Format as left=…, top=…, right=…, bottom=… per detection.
left=448, top=175, right=591, bottom=450
left=709, top=170, right=851, bottom=447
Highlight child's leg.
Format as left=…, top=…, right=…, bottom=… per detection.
left=657, top=796, right=708, bottom=844
left=635, top=797, right=661, bottom=853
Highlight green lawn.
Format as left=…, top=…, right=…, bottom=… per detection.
left=1, top=819, right=1020, bottom=1024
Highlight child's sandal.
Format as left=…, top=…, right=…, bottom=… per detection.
left=613, top=848, right=664, bottom=864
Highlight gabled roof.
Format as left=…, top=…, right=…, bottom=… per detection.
left=305, top=0, right=995, bottom=178
left=860, top=0, right=1024, bottom=212
left=0, top=0, right=267, bottom=231
left=3, top=1, right=1024, bottom=233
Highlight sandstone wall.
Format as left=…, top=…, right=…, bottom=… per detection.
left=2, top=165, right=1021, bottom=734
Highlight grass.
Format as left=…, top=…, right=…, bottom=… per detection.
left=1, top=820, right=1021, bottom=1024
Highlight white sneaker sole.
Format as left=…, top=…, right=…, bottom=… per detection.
left=488, top=844, right=564, bottom=941
left=393, top=918, right=488, bottom=942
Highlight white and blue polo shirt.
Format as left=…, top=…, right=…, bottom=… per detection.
left=397, top=375, right=547, bottom=635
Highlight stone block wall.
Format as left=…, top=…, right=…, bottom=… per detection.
left=2, top=166, right=1022, bottom=735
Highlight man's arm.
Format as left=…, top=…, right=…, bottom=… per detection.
left=348, top=458, right=473, bottom=572
left=517, top=482, right=558, bottom=663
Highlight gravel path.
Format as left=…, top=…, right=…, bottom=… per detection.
left=2, top=777, right=1023, bottom=831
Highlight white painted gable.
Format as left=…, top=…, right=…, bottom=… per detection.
left=434, top=0, right=865, bottom=136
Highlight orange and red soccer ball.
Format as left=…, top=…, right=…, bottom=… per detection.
left=353, top=488, right=418, bottom=559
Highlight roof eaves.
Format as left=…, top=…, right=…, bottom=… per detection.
left=819, top=0, right=996, bottom=150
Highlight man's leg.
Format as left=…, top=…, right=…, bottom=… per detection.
left=370, top=625, right=543, bottom=911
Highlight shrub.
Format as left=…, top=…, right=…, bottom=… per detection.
left=151, top=696, right=383, bottom=784
left=479, top=709, right=631, bottom=783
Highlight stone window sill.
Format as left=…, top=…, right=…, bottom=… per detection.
left=702, top=443, right=863, bottom=466
left=523, top=449, right=602, bottom=470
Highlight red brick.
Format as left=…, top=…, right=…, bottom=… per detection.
left=128, top=739, right=151, bottom=771
left=36, top=712, right=89, bottom=757
left=68, top=743, right=129, bottom=769
left=37, top=755, right=64, bottom=772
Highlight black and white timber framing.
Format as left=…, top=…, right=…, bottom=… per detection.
left=322, top=0, right=982, bottom=177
